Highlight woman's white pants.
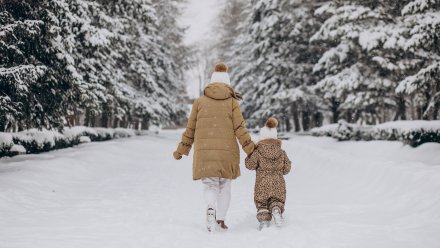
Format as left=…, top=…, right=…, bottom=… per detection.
left=202, top=177, right=231, bottom=221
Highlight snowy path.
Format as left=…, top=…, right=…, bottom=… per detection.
left=1, top=130, right=440, bottom=248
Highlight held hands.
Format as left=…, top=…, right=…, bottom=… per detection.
left=246, top=143, right=256, bottom=158
left=246, top=151, right=254, bottom=159
left=173, top=151, right=182, bottom=160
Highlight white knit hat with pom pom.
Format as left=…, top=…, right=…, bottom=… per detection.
left=259, top=117, right=278, bottom=141
left=209, top=62, right=231, bottom=85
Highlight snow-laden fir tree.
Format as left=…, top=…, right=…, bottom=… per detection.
left=311, top=0, right=440, bottom=124
left=215, top=0, right=325, bottom=131
left=311, top=1, right=399, bottom=125
left=211, top=0, right=439, bottom=129
left=394, top=0, right=440, bottom=120
left=214, top=0, right=254, bottom=101
left=212, top=0, right=249, bottom=64
left=237, top=0, right=289, bottom=127
left=269, top=0, right=326, bottom=131
left=0, top=0, right=188, bottom=131
left=0, top=0, right=74, bottom=131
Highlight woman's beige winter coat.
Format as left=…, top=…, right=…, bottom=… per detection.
left=245, top=139, right=291, bottom=212
left=176, top=83, right=255, bottom=180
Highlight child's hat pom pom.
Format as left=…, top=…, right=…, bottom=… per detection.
left=266, top=117, right=278, bottom=129
left=214, top=62, right=228, bottom=72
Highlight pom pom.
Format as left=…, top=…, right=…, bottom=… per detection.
left=266, top=117, right=278, bottom=129
left=214, top=63, right=228, bottom=72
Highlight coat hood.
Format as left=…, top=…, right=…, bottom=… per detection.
left=204, top=83, right=242, bottom=100
left=256, top=139, right=283, bottom=159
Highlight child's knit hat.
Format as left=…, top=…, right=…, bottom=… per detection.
left=209, top=62, right=231, bottom=85
left=259, top=117, right=278, bottom=141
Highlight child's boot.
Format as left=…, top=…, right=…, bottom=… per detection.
left=206, top=207, right=216, bottom=232
left=271, top=206, right=283, bottom=227
left=257, top=209, right=271, bottom=230
left=258, top=220, right=270, bottom=231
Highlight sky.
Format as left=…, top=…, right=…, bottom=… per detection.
left=179, top=0, right=224, bottom=98
left=180, top=0, right=221, bottom=46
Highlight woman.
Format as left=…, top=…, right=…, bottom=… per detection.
left=173, top=62, right=254, bottom=232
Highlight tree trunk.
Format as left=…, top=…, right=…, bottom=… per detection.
left=285, top=117, right=292, bottom=132
left=301, top=110, right=310, bottom=131
left=432, top=102, right=439, bottom=120
left=312, top=112, right=323, bottom=128
left=113, top=117, right=119, bottom=128
left=330, top=97, right=339, bottom=123
left=422, top=91, right=431, bottom=120
left=380, top=103, right=385, bottom=123
left=291, top=103, right=300, bottom=132
left=66, top=114, right=75, bottom=127
left=127, top=114, right=133, bottom=129
left=120, top=116, right=126, bottom=128
left=91, top=113, right=97, bottom=127
left=345, top=110, right=352, bottom=123
left=75, top=110, right=81, bottom=126
left=133, top=119, right=140, bottom=131
left=354, top=110, right=361, bottom=124
left=432, top=80, right=439, bottom=120
left=101, top=105, right=110, bottom=128
left=142, top=117, right=149, bottom=130
left=417, top=107, right=423, bottom=120
left=394, top=96, right=407, bottom=121
left=84, top=108, right=91, bottom=127
left=0, top=122, right=5, bottom=132
left=409, top=96, right=415, bottom=120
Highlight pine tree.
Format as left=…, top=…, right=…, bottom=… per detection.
left=311, top=0, right=440, bottom=123
left=0, top=0, right=74, bottom=131
left=210, top=0, right=439, bottom=128
left=310, top=1, right=400, bottom=125
left=216, top=0, right=325, bottom=131
left=270, top=0, right=326, bottom=131
left=1, top=0, right=189, bottom=131
left=394, top=0, right=440, bottom=120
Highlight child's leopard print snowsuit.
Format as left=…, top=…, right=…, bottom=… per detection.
left=245, top=138, right=291, bottom=222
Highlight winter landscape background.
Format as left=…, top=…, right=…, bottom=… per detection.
left=1, top=0, right=440, bottom=247
left=1, top=0, right=439, bottom=131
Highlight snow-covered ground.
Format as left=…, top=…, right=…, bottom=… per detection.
left=1, top=130, right=439, bottom=248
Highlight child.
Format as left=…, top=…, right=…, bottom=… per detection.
left=245, top=117, right=291, bottom=230
left=173, top=63, right=255, bottom=232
